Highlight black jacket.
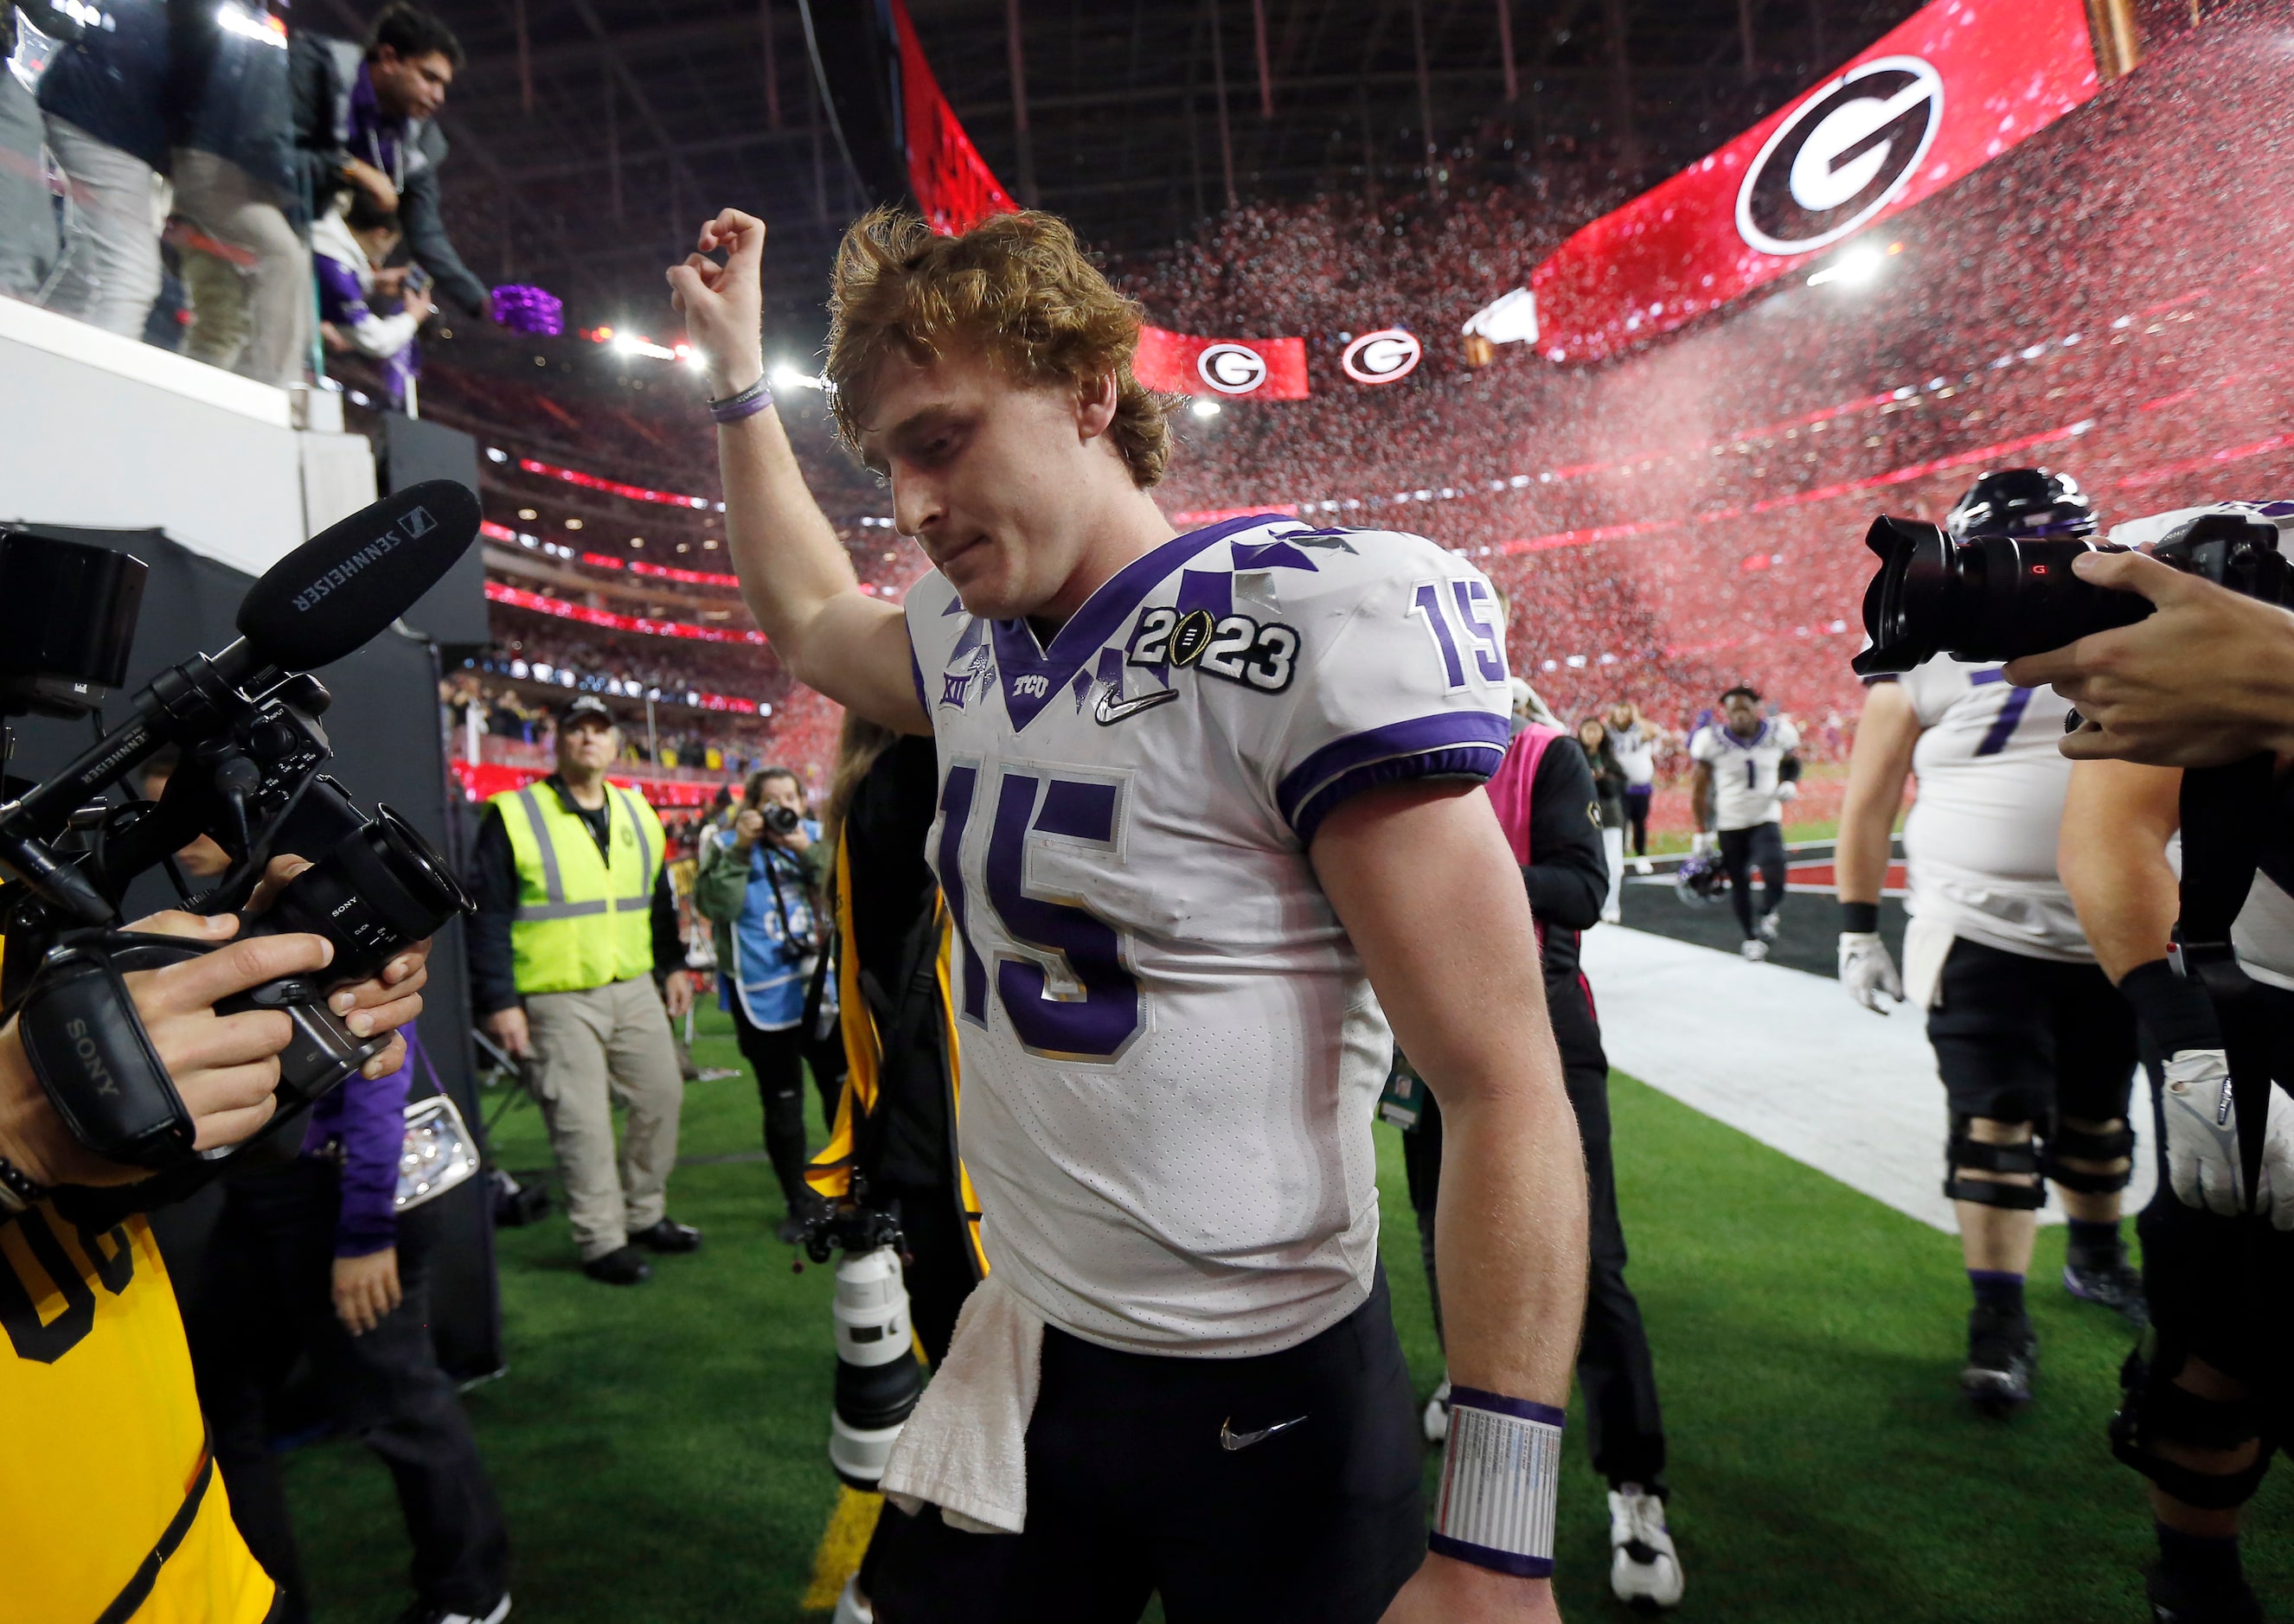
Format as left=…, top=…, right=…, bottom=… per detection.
left=466, top=776, right=684, bottom=1015
left=287, top=33, right=489, bottom=313
left=1517, top=737, right=1610, bottom=1072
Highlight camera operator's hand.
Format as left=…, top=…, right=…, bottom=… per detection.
left=334, top=1246, right=402, bottom=1335
left=484, top=1007, right=531, bottom=1060
left=666, top=208, right=766, bottom=399
left=1838, top=932, right=1904, bottom=1014
left=240, top=855, right=433, bottom=1080
left=770, top=818, right=811, bottom=854
left=2003, top=549, right=2294, bottom=766
left=0, top=920, right=336, bottom=1188
left=732, top=806, right=766, bottom=852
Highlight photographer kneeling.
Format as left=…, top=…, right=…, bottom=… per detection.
left=1, top=892, right=432, bottom=1623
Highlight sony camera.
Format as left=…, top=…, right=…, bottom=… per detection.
left=0, top=486, right=480, bottom=1200
left=1851, top=508, right=2294, bottom=677
left=804, top=1199, right=925, bottom=1490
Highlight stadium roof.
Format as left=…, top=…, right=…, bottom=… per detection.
left=350, top=0, right=1920, bottom=338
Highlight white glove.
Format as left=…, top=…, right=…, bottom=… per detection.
left=1777, top=781, right=1800, bottom=803
left=1691, top=831, right=1716, bottom=856
left=1837, top=932, right=1903, bottom=1014
left=2160, top=1050, right=2294, bottom=1228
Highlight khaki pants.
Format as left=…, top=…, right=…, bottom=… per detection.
left=522, top=977, right=685, bottom=1262
left=171, top=147, right=310, bottom=387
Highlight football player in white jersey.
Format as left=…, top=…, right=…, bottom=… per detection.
left=1601, top=703, right=1668, bottom=874
left=1834, top=470, right=2144, bottom=1418
left=1687, top=686, right=1801, bottom=961
left=670, top=208, right=1588, bottom=1623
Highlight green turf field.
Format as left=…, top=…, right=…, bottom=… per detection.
left=279, top=1003, right=2290, bottom=1621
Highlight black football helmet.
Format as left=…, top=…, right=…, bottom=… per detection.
left=1674, top=853, right=1730, bottom=909
left=1945, top=469, right=2099, bottom=541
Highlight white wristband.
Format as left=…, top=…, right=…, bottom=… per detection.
left=1429, top=1387, right=1564, bottom=1578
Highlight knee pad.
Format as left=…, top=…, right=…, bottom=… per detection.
left=1944, top=1116, right=2047, bottom=1211
left=2111, top=1341, right=2272, bottom=1511
left=2040, top=1118, right=2137, bottom=1195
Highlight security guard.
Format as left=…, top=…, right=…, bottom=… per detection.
left=471, top=695, right=702, bottom=1284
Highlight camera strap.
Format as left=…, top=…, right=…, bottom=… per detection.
left=16, top=930, right=195, bottom=1173
left=2171, top=753, right=2284, bottom=1206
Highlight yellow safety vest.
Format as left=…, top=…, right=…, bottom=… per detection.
left=2, top=1205, right=277, bottom=1622
left=491, top=779, right=666, bottom=996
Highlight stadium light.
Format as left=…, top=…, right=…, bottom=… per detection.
left=1806, top=240, right=1905, bottom=290
left=1190, top=398, right=1222, bottom=419
left=772, top=362, right=827, bottom=391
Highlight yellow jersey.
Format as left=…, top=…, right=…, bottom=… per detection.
left=2, top=1202, right=275, bottom=1622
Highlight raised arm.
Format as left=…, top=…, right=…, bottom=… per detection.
left=670, top=210, right=929, bottom=735
left=2057, top=758, right=2183, bottom=983
left=1313, top=780, right=1586, bottom=1624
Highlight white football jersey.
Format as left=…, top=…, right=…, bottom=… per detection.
left=1887, top=658, right=2091, bottom=962
left=1605, top=722, right=1658, bottom=788
left=1688, top=717, right=1800, bottom=830
left=906, top=515, right=1511, bottom=1356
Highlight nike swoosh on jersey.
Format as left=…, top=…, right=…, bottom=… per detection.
left=1093, top=686, right=1182, bottom=726
left=1220, top=1414, right=1309, bottom=1451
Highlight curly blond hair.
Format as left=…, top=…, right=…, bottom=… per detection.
left=824, top=207, right=1175, bottom=489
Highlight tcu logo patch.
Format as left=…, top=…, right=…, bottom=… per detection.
left=1012, top=675, right=1051, bottom=699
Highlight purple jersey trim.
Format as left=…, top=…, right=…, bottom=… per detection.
left=1427, top=1533, right=1554, bottom=1579
left=985, top=513, right=1291, bottom=732
left=1278, top=712, right=1512, bottom=834
left=909, top=637, right=929, bottom=717
left=1448, top=1385, right=1568, bottom=1428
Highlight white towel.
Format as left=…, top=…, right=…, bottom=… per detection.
left=880, top=1270, right=1044, bottom=1535
left=1902, top=912, right=1957, bottom=1012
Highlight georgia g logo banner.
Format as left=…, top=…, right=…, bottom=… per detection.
left=1736, top=56, right=1944, bottom=255
left=1135, top=326, right=1311, bottom=400
left=1341, top=329, right=1423, bottom=384
left=1525, top=0, right=2100, bottom=362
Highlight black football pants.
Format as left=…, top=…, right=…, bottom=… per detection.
left=868, top=1270, right=1426, bottom=1624
left=185, top=1159, right=509, bottom=1620
left=1718, top=821, right=1787, bottom=940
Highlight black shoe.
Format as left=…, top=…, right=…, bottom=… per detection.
left=1962, top=1303, right=2035, bottom=1416
left=2148, top=1563, right=2265, bottom=1624
left=631, top=1218, right=702, bottom=1254
left=2065, top=1256, right=2150, bottom=1329
left=582, top=1246, right=652, bottom=1285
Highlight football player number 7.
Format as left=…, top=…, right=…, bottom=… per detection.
left=937, top=764, right=1143, bottom=1061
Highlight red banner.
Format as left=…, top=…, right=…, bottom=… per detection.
left=1528, top=0, right=2099, bottom=362
left=451, top=761, right=721, bottom=808
left=485, top=581, right=767, bottom=645
left=892, top=0, right=1017, bottom=234
left=1134, top=326, right=1311, bottom=400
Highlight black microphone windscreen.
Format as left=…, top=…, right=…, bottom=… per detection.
left=235, top=482, right=482, bottom=671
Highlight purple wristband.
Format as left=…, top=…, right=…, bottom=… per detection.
left=709, top=376, right=773, bottom=424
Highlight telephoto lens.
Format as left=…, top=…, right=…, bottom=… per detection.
left=828, top=1245, right=925, bottom=1490
left=1850, top=516, right=2145, bottom=676
left=1853, top=508, right=2294, bottom=677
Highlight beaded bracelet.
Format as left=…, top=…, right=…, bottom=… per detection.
left=0, top=1152, right=45, bottom=1216
left=709, top=375, right=774, bottom=425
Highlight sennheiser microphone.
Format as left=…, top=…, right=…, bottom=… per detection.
left=233, top=480, right=482, bottom=675
left=1, top=483, right=483, bottom=857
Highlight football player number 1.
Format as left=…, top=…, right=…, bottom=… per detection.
left=937, top=764, right=1143, bottom=1061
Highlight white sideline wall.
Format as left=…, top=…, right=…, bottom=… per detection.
left=0, top=297, right=375, bottom=574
